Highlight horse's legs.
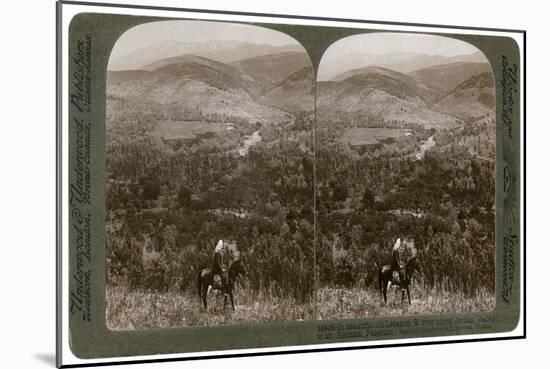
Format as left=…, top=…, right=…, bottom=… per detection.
left=382, top=283, right=388, bottom=304
left=230, top=292, right=235, bottom=311
left=407, top=286, right=412, bottom=305
left=223, top=294, right=228, bottom=310
left=202, top=288, right=208, bottom=310
left=401, top=289, right=406, bottom=304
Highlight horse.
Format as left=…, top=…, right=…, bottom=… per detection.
left=378, top=256, right=421, bottom=305
left=197, top=259, right=247, bottom=311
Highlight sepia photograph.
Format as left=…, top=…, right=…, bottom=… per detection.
left=105, top=20, right=315, bottom=329
left=49, top=1, right=529, bottom=363
left=52, top=3, right=527, bottom=363
left=315, top=33, right=496, bottom=318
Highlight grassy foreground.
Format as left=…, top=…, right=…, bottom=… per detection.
left=106, top=286, right=314, bottom=330
left=106, top=284, right=494, bottom=330
left=316, top=285, right=495, bottom=320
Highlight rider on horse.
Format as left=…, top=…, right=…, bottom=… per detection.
left=391, top=237, right=402, bottom=284
left=212, top=239, right=227, bottom=289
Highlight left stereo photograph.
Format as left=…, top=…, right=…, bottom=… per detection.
left=105, top=20, right=316, bottom=329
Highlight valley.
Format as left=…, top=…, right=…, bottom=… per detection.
left=316, top=53, right=497, bottom=316
left=105, top=29, right=498, bottom=325
left=106, top=41, right=317, bottom=327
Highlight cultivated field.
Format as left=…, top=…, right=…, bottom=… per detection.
left=339, top=128, right=412, bottom=146
left=152, top=120, right=230, bottom=140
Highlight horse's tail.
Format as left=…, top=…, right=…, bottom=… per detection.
left=197, top=270, right=202, bottom=300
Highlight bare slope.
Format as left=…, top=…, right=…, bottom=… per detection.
left=318, top=67, right=458, bottom=128
left=261, top=67, right=315, bottom=112
left=231, top=51, right=311, bottom=91
left=410, top=62, right=492, bottom=96
left=107, top=55, right=288, bottom=124
left=432, top=72, right=496, bottom=121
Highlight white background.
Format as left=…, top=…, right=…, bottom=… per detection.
left=0, top=0, right=544, bottom=368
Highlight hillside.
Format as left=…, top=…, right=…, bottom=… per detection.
left=261, top=67, right=315, bottom=112
left=231, top=51, right=311, bottom=92
left=142, top=54, right=259, bottom=94
left=432, top=72, right=496, bottom=121
left=333, top=66, right=434, bottom=102
left=107, top=55, right=289, bottom=124
left=410, top=62, right=492, bottom=96
left=318, top=67, right=458, bottom=128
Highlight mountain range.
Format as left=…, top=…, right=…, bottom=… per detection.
left=108, top=40, right=304, bottom=71
left=318, top=50, right=487, bottom=81
left=318, top=61, right=495, bottom=127
left=107, top=50, right=314, bottom=124
left=108, top=44, right=495, bottom=130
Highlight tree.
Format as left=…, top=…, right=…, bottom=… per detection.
left=177, top=185, right=192, bottom=208
left=361, top=188, right=375, bottom=208
left=140, top=176, right=161, bottom=201
left=332, top=184, right=348, bottom=202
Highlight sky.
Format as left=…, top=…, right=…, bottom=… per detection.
left=110, top=20, right=298, bottom=59
left=321, top=32, right=480, bottom=62
left=316, top=32, right=486, bottom=80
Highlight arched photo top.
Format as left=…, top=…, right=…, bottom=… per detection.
left=318, top=32, right=491, bottom=81
left=107, top=20, right=315, bottom=117
left=317, top=32, right=495, bottom=126
left=109, top=20, right=313, bottom=72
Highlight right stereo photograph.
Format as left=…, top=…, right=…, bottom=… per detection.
left=315, top=32, right=496, bottom=319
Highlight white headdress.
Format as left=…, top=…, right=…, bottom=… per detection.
left=393, top=238, right=401, bottom=250
left=215, top=239, right=224, bottom=252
